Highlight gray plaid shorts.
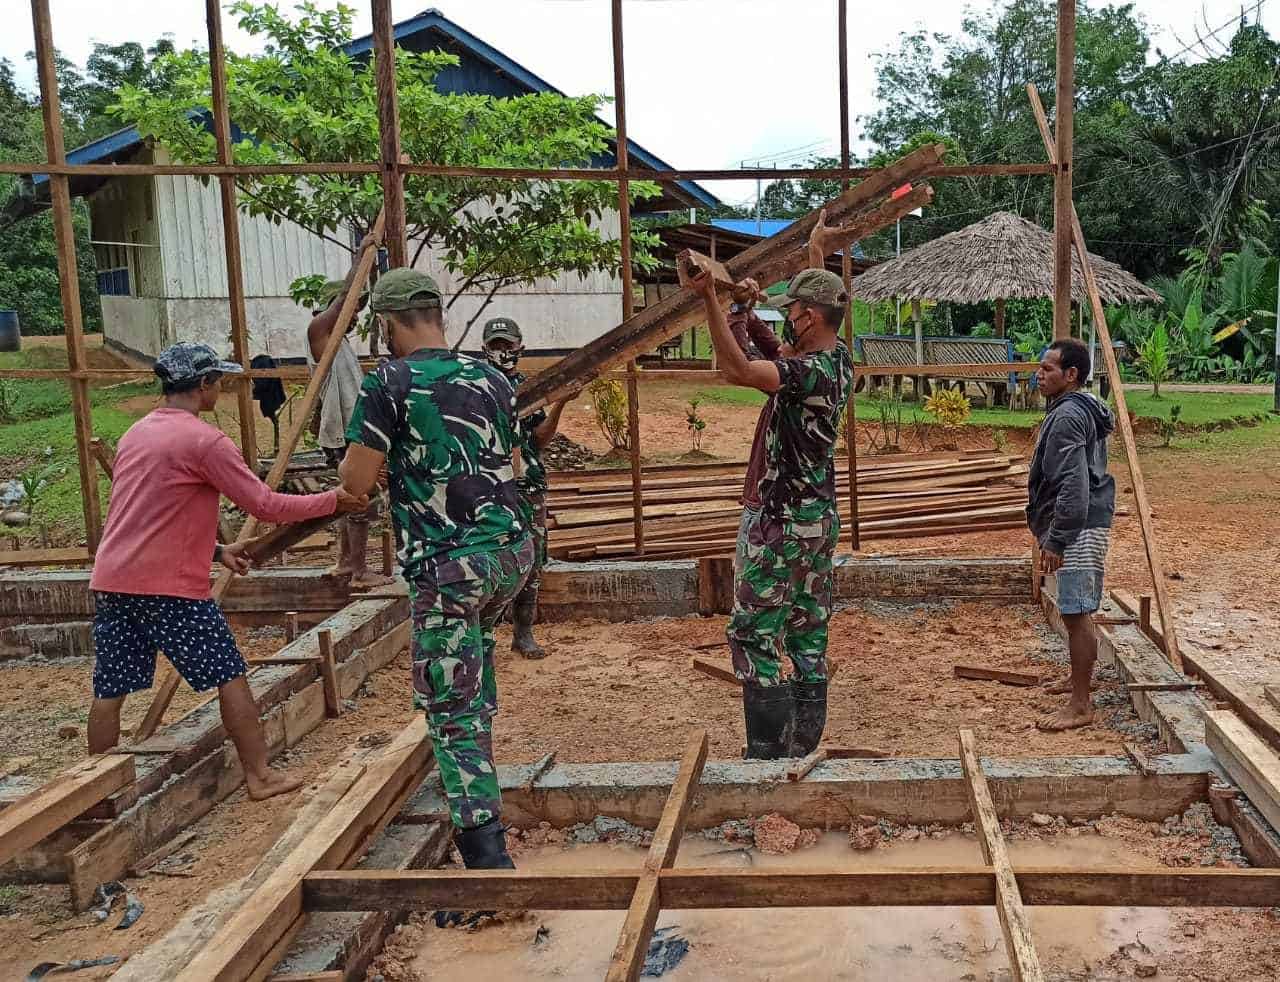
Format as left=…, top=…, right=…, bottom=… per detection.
left=1056, top=527, right=1110, bottom=615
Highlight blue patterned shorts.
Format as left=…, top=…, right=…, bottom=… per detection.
left=92, top=591, right=247, bottom=699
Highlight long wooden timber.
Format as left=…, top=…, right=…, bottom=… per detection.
left=517, top=143, right=946, bottom=413
left=176, top=718, right=432, bottom=982
left=0, top=755, right=133, bottom=868
left=301, top=866, right=1280, bottom=912
left=959, top=730, right=1044, bottom=981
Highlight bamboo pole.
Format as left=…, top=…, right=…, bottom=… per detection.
left=838, top=0, right=860, bottom=550
left=372, top=0, right=406, bottom=267
left=1027, top=83, right=1183, bottom=673
left=30, top=0, right=102, bottom=551
left=1052, top=0, right=1075, bottom=341
left=611, top=0, right=645, bottom=556
left=135, top=211, right=387, bottom=740
left=207, top=0, right=259, bottom=469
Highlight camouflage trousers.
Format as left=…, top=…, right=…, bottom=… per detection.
left=514, top=490, right=547, bottom=607
left=409, top=535, right=535, bottom=830
left=727, top=505, right=839, bottom=686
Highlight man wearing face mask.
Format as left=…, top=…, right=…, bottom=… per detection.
left=480, top=316, right=576, bottom=658
left=690, top=211, right=854, bottom=760
left=338, top=268, right=534, bottom=870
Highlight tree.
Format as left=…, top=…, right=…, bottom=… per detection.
left=114, top=1, right=660, bottom=334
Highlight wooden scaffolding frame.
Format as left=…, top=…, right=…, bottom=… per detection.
left=8, top=0, right=1092, bottom=557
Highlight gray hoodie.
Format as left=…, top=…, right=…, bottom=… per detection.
left=1026, top=390, right=1116, bottom=554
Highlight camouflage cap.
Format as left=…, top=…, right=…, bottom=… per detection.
left=369, top=268, right=443, bottom=313
left=154, top=342, right=243, bottom=385
left=769, top=268, right=849, bottom=309
left=482, top=316, right=522, bottom=346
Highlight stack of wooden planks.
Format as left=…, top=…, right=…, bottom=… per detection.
left=546, top=450, right=1028, bottom=561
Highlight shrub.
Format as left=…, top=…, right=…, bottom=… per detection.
left=1138, top=322, right=1171, bottom=399
left=924, top=387, right=972, bottom=431
left=586, top=379, right=631, bottom=452
left=684, top=397, right=707, bottom=453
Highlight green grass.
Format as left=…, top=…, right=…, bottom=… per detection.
left=693, top=384, right=768, bottom=407
left=1122, top=389, right=1274, bottom=426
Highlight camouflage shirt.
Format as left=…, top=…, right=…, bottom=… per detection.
left=346, top=348, right=525, bottom=578
left=757, top=341, right=854, bottom=520
left=511, top=370, right=548, bottom=497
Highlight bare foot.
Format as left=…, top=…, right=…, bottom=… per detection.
left=246, top=771, right=306, bottom=801
left=1043, top=677, right=1097, bottom=695
left=351, top=571, right=396, bottom=590
left=326, top=562, right=355, bottom=579
left=512, top=641, right=547, bottom=660
left=1036, top=706, right=1095, bottom=732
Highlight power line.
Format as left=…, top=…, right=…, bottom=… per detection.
left=1160, top=1, right=1264, bottom=63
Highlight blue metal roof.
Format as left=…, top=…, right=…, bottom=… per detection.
left=712, top=218, right=868, bottom=258
left=44, top=8, right=717, bottom=208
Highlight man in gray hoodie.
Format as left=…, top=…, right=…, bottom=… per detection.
left=1027, top=338, right=1116, bottom=732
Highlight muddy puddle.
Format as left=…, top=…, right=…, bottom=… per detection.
left=407, top=832, right=1185, bottom=980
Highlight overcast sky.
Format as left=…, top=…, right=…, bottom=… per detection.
left=3, top=1, right=1264, bottom=207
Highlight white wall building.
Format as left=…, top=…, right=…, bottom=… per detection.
left=33, top=8, right=716, bottom=361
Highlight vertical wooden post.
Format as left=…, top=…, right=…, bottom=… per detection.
left=1139, top=594, right=1153, bottom=637
left=1027, top=83, right=1183, bottom=674
left=994, top=297, right=1006, bottom=339
left=31, top=0, right=102, bottom=550
left=206, top=0, right=258, bottom=469
left=611, top=0, right=644, bottom=556
left=318, top=629, right=341, bottom=718
left=372, top=0, right=407, bottom=267
left=1052, top=0, right=1075, bottom=341
left=285, top=611, right=298, bottom=644
left=838, top=0, right=859, bottom=550
left=381, top=527, right=395, bottom=577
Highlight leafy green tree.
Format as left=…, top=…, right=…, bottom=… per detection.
left=114, top=1, right=660, bottom=334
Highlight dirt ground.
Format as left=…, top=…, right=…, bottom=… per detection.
left=4, top=356, right=1280, bottom=977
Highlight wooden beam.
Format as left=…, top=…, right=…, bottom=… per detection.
left=787, top=748, right=829, bottom=782
left=31, top=0, right=101, bottom=549
left=317, top=629, right=341, bottom=718
left=206, top=0, right=258, bottom=468
left=958, top=729, right=1044, bottom=982
left=90, top=438, right=116, bottom=480
left=1028, top=84, right=1183, bottom=674
left=0, top=755, right=133, bottom=867
left=517, top=145, right=944, bottom=412
left=1206, top=710, right=1280, bottom=834
left=302, top=866, right=1280, bottom=912
left=135, top=211, right=387, bottom=740
left=954, top=665, right=1041, bottom=687
left=605, top=729, right=708, bottom=982
left=371, top=0, right=406, bottom=267
left=1052, top=0, right=1075, bottom=341
left=0, top=547, right=93, bottom=568
left=177, top=718, right=431, bottom=982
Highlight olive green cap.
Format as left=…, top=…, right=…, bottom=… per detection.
left=482, top=317, right=522, bottom=345
left=770, top=268, right=849, bottom=308
left=317, top=279, right=368, bottom=308
left=369, top=268, right=443, bottom=312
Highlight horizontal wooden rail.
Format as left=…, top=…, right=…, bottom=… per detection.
left=302, top=866, right=1280, bottom=912
left=0, top=161, right=1056, bottom=181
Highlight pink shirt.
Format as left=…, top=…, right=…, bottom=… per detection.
left=90, top=408, right=337, bottom=599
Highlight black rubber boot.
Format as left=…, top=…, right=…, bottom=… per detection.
left=455, top=817, right=515, bottom=870
left=435, top=818, right=514, bottom=928
left=790, top=679, right=828, bottom=756
left=742, top=683, right=794, bottom=759
left=511, top=601, right=546, bottom=659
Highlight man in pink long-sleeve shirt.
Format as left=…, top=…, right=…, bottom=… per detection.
left=88, top=343, right=367, bottom=801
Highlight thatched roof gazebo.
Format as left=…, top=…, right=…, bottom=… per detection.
left=851, top=210, right=1160, bottom=338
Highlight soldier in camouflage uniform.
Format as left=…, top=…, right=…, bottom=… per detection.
left=339, top=268, right=533, bottom=870
left=480, top=316, right=577, bottom=659
left=690, top=216, right=853, bottom=759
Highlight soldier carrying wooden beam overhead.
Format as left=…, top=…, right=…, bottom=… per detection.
left=689, top=212, right=855, bottom=760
